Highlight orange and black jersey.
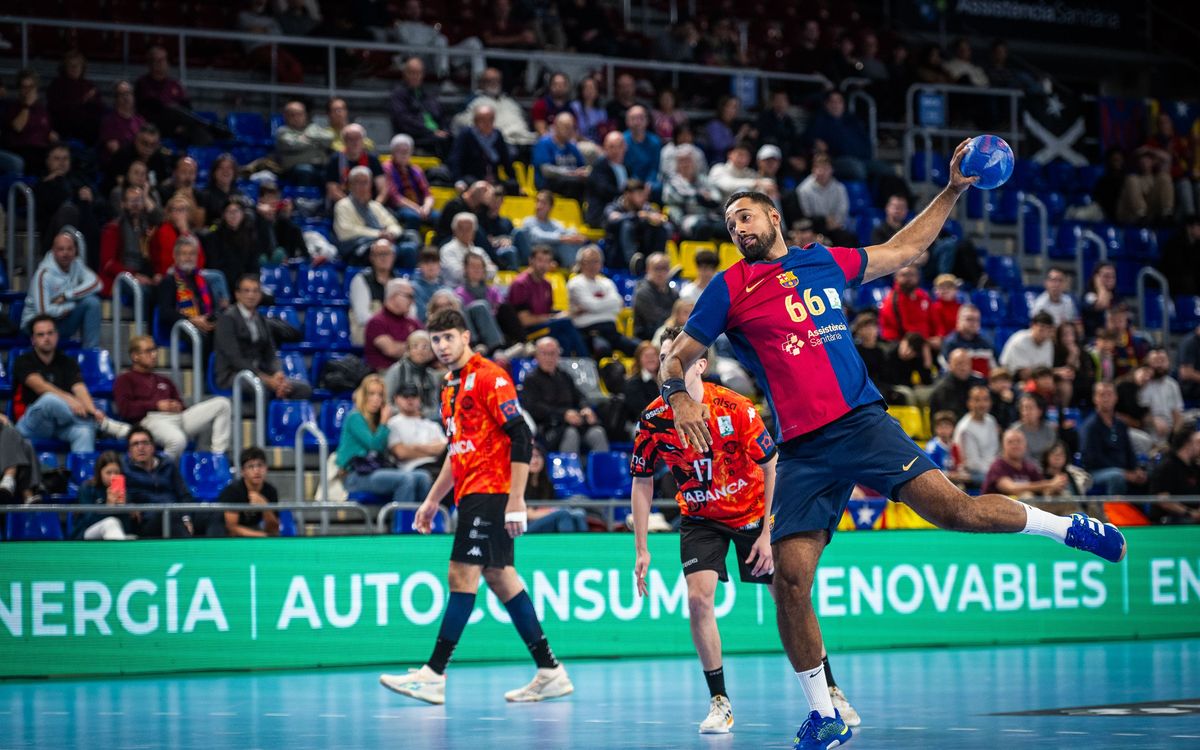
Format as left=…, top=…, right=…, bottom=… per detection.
left=440, top=353, right=524, bottom=502
left=631, top=382, right=777, bottom=529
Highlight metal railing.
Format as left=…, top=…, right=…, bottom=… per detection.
left=292, top=421, right=329, bottom=533
left=1073, top=228, right=1108, bottom=298
left=6, top=181, right=33, bottom=288
left=374, top=502, right=454, bottom=535
left=1136, top=267, right=1171, bottom=346
left=111, top=272, right=145, bottom=367
left=846, top=88, right=878, bottom=163
left=1016, top=192, right=1049, bottom=273
left=904, top=83, right=1024, bottom=143
left=169, top=319, right=203, bottom=405
left=230, top=369, right=266, bottom=469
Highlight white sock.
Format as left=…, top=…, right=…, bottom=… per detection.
left=796, top=665, right=835, bottom=718
left=0, top=475, right=14, bottom=492
left=1020, top=503, right=1072, bottom=543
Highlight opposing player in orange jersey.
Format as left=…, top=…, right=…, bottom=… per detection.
left=380, top=308, right=573, bottom=705
left=630, top=327, right=858, bottom=734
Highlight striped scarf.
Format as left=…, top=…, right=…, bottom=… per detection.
left=173, top=269, right=212, bottom=319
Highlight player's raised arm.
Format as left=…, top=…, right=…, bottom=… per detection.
left=661, top=331, right=713, bottom=450
left=860, top=138, right=979, bottom=284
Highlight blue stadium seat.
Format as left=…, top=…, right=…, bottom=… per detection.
left=318, top=399, right=353, bottom=448
left=1142, top=290, right=1172, bottom=331
left=993, top=326, right=1020, bottom=352
left=301, top=265, right=346, bottom=304
left=77, top=348, right=116, bottom=395
left=965, top=185, right=985, bottom=220
left=942, top=217, right=964, bottom=240
left=267, top=400, right=316, bottom=447
left=226, top=112, right=271, bottom=147
left=586, top=451, right=632, bottom=499
left=1008, top=159, right=1040, bottom=191
left=844, top=181, right=871, bottom=217
left=987, top=189, right=1020, bottom=225
left=260, top=265, right=300, bottom=304
left=1042, top=161, right=1076, bottom=193
left=392, top=507, right=447, bottom=534
left=909, top=152, right=948, bottom=184
left=269, top=113, right=285, bottom=133
left=206, top=353, right=228, bottom=397
left=0, top=352, right=9, bottom=395
left=548, top=452, right=587, bottom=498
left=263, top=305, right=303, bottom=333
left=1114, top=260, right=1140, bottom=297
left=855, top=213, right=881, bottom=246
left=1008, top=288, right=1038, bottom=326
left=1125, top=227, right=1160, bottom=261
left=984, top=256, right=1021, bottom=290
left=972, top=289, right=1008, bottom=328
left=1099, top=224, right=1127, bottom=259
left=6, top=512, right=64, bottom=541
left=301, top=307, right=352, bottom=351
left=1037, top=191, right=1067, bottom=224
left=1173, top=296, right=1200, bottom=333
left=856, top=283, right=889, bottom=311
left=180, top=452, right=234, bottom=501
left=512, top=358, right=537, bottom=387
left=1075, top=164, right=1104, bottom=193
left=279, top=352, right=310, bottom=385
left=278, top=510, right=298, bottom=537
left=67, top=451, right=98, bottom=492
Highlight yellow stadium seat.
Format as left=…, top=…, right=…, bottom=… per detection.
left=678, top=241, right=717, bottom=280
left=412, top=155, right=441, bottom=171
left=423, top=229, right=435, bottom=247
left=512, top=161, right=536, bottom=196
left=495, top=270, right=518, bottom=288
left=666, top=240, right=681, bottom=268
left=500, top=195, right=536, bottom=223
left=617, top=308, right=634, bottom=338
left=888, top=405, right=929, bottom=441
left=430, top=186, right=457, bottom=212
left=718, top=243, right=741, bottom=270
left=548, top=272, right=569, bottom=311
left=550, top=197, right=584, bottom=226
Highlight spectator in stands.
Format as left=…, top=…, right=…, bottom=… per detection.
left=653, top=299, right=694, bottom=346
left=801, top=90, right=884, bottom=183
left=134, top=46, right=211, bottom=146
left=710, top=142, right=766, bottom=201
left=114, top=335, right=231, bottom=460
left=2, top=68, right=56, bottom=175
left=754, top=145, right=785, bottom=202
left=1106, top=303, right=1150, bottom=377
left=156, top=235, right=218, bottom=353
left=623, top=106, right=661, bottom=188
left=999, top=311, right=1056, bottom=380
left=454, top=251, right=507, bottom=351
left=155, top=156, right=204, bottom=227
left=515, top=190, right=586, bottom=268
left=73, top=451, right=133, bottom=541
left=21, top=230, right=102, bottom=348
left=882, top=331, right=935, bottom=394
left=479, top=0, right=537, bottom=91
left=1031, top=267, right=1079, bottom=325
left=364, top=278, right=422, bottom=371
left=1081, top=261, right=1119, bottom=337
left=0, top=414, right=40, bottom=506
left=278, top=0, right=322, bottom=39
left=532, top=112, right=588, bottom=199
left=325, top=124, right=386, bottom=205
left=97, top=81, right=145, bottom=165
left=930, top=348, right=986, bottom=421
left=585, top=132, right=629, bottom=227
left=568, top=245, right=635, bottom=358
left=943, top=37, right=989, bottom=87
left=1090, top=327, right=1120, bottom=385
left=387, top=382, right=447, bottom=479
left=664, top=146, right=725, bottom=241
left=521, top=336, right=609, bottom=456
left=793, top=154, right=856, bottom=246
left=1011, top=393, right=1057, bottom=463
left=151, top=193, right=203, bottom=278
left=1092, top=147, right=1127, bottom=222
left=988, top=366, right=1020, bottom=428
left=237, top=0, right=303, bottom=84
left=1081, top=381, right=1147, bottom=495
left=915, top=44, right=952, bottom=84
left=34, top=144, right=98, bottom=260
left=440, top=213, right=497, bottom=286
left=757, top=90, right=799, bottom=163
left=448, top=105, right=517, bottom=190
left=106, top=124, right=175, bottom=196
left=632, top=252, right=677, bottom=341
left=122, top=425, right=196, bottom=538
left=46, top=51, right=102, bottom=146
left=254, top=182, right=307, bottom=264
left=852, top=312, right=888, bottom=392
left=1179, top=320, right=1200, bottom=402
left=702, top=95, right=755, bottom=166
left=411, top=247, right=449, bottom=321
left=383, top=330, right=442, bottom=418
left=334, top=166, right=406, bottom=265
left=924, top=410, right=970, bottom=487
left=321, top=98, right=374, bottom=154
left=1115, top=366, right=1156, bottom=458
left=383, top=134, right=436, bottom=231
left=650, top=88, right=687, bottom=142
left=100, top=185, right=158, bottom=296
left=1146, top=112, right=1198, bottom=220
left=603, top=179, right=669, bottom=272
left=525, top=444, right=589, bottom=532
left=570, top=76, right=607, bottom=146
left=1041, top=440, right=1093, bottom=504
left=509, top=245, right=588, bottom=355
left=1158, top=215, right=1200, bottom=297
left=825, top=34, right=863, bottom=85
left=1055, top=321, right=1095, bottom=409
left=218, top=446, right=280, bottom=537
left=435, top=180, right=491, bottom=246
left=452, top=67, right=537, bottom=148
left=605, top=73, right=641, bottom=126
left=680, top=249, right=719, bottom=303
left=106, top=160, right=158, bottom=222
left=929, top=273, right=962, bottom=342
left=532, top=72, right=573, bottom=136
left=13, top=315, right=128, bottom=453
left=952, top=384, right=1000, bottom=487
left=878, top=265, right=933, bottom=342
left=199, top=153, right=243, bottom=222
left=214, top=274, right=313, bottom=399
left=202, top=200, right=260, bottom=302
left=1149, top=428, right=1200, bottom=524
left=338, top=374, right=433, bottom=505
left=623, top=340, right=661, bottom=425
left=1118, top=146, right=1174, bottom=225
left=787, top=18, right=824, bottom=75
left=869, top=194, right=909, bottom=246
left=349, top=238, right=398, bottom=344
left=1139, top=348, right=1185, bottom=440
left=275, top=100, right=332, bottom=187
left=390, top=57, right=450, bottom=158
left=983, top=428, right=1065, bottom=497
left=391, top=0, right=485, bottom=82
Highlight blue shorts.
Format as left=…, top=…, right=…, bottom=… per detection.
left=770, top=402, right=938, bottom=544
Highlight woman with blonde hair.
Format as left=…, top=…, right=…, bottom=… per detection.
left=336, top=374, right=433, bottom=505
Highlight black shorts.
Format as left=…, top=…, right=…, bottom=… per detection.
left=450, top=493, right=514, bottom=568
left=679, top=515, right=772, bottom=584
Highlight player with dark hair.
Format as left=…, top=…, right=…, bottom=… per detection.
left=631, top=326, right=858, bottom=735
left=661, top=140, right=1127, bottom=748
left=379, top=308, right=573, bottom=704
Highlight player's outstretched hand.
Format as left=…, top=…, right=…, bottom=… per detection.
left=948, top=138, right=980, bottom=195
left=745, top=531, right=774, bottom=578
left=413, top=498, right=438, bottom=535
left=634, top=549, right=651, bottom=597
left=504, top=496, right=528, bottom=539
left=671, top=393, right=712, bottom=451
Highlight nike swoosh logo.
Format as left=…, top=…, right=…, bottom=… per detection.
left=745, top=278, right=767, bottom=293
left=902, top=457, right=919, bottom=471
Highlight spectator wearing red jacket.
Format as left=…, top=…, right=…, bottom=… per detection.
left=99, top=184, right=159, bottom=294
left=878, top=265, right=934, bottom=342
left=929, top=273, right=962, bottom=344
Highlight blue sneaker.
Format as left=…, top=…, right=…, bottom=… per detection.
left=1064, top=513, right=1126, bottom=563
left=793, top=709, right=852, bottom=748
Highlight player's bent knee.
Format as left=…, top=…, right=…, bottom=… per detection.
left=688, top=593, right=715, bottom=620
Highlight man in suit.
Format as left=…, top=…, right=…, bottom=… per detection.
left=389, top=57, right=450, bottom=158
left=447, top=105, right=517, bottom=192
left=584, top=132, right=628, bottom=228
left=214, top=274, right=313, bottom=400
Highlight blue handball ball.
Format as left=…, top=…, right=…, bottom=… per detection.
left=961, top=134, right=1014, bottom=190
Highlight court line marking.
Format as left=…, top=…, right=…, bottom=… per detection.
left=209, top=712, right=237, bottom=717
left=636, top=720, right=664, bottom=724
left=895, top=726, right=926, bottom=730
left=41, top=711, right=68, bottom=716
left=263, top=712, right=290, bottom=717
left=153, top=712, right=179, bottom=716
left=584, top=719, right=612, bottom=724
left=478, top=717, right=505, bottom=721
left=98, top=711, right=125, bottom=716
left=532, top=718, right=560, bottom=723
left=1170, top=736, right=1200, bottom=739
left=947, top=728, right=979, bottom=732
left=1002, top=729, right=1034, bottom=733
left=1055, top=731, right=1087, bottom=735
left=1112, top=733, right=1145, bottom=737
left=745, top=723, right=771, bottom=727
left=318, top=713, right=346, bottom=718
left=372, top=714, right=405, bottom=719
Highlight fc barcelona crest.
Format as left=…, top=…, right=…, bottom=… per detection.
left=776, top=271, right=800, bottom=288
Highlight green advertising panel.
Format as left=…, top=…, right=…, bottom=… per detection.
left=1, top=528, right=1198, bottom=678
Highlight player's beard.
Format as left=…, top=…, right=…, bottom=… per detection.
left=739, top=227, right=777, bottom=262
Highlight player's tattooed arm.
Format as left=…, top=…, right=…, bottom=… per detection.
left=860, top=138, right=979, bottom=284
left=662, top=332, right=713, bottom=451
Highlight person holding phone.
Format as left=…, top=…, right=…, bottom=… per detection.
left=73, top=451, right=137, bottom=540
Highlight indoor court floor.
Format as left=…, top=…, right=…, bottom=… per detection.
left=4, top=638, right=1198, bottom=749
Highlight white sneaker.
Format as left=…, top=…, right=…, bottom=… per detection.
left=99, top=417, right=131, bottom=439
left=699, top=695, right=734, bottom=734
left=504, top=664, right=574, bottom=702
left=829, top=685, right=860, bottom=727
left=379, top=665, right=446, bottom=705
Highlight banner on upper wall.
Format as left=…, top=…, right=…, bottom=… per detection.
left=899, top=0, right=1136, bottom=46
left=0, top=528, right=1197, bottom=678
